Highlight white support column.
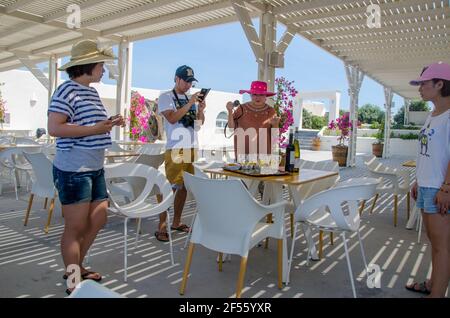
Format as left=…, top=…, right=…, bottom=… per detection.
left=404, top=98, right=411, bottom=125
left=233, top=1, right=292, bottom=94
left=257, top=10, right=267, bottom=83
left=345, top=63, right=365, bottom=167
left=115, top=39, right=133, bottom=141
left=329, top=91, right=341, bottom=122
left=48, top=55, right=61, bottom=102
left=294, top=97, right=304, bottom=129
left=383, top=87, right=394, bottom=159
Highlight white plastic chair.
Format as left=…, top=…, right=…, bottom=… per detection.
left=139, top=143, right=166, bottom=155
left=0, top=147, right=37, bottom=200
left=108, top=141, right=130, bottom=153
left=13, top=137, right=40, bottom=145
left=364, top=156, right=411, bottom=226
left=181, top=161, right=225, bottom=249
left=180, top=172, right=288, bottom=298
left=0, top=136, right=14, bottom=145
left=22, top=152, right=58, bottom=233
left=287, top=160, right=340, bottom=258
left=105, top=163, right=174, bottom=282
left=107, top=152, right=165, bottom=202
left=68, top=280, right=124, bottom=298
left=288, top=178, right=379, bottom=298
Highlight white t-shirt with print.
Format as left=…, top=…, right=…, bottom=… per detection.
left=158, top=90, right=198, bottom=150
left=416, top=109, right=450, bottom=188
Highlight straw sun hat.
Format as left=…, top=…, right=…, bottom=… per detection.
left=58, top=40, right=117, bottom=71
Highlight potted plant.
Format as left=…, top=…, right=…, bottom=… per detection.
left=372, top=120, right=384, bottom=158
left=328, top=112, right=353, bottom=167
left=311, top=136, right=321, bottom=151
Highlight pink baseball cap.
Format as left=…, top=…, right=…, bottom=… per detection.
left=410, top=61, right=450, bottom=86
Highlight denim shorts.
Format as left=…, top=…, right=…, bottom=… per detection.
left=53, top=166, right=108, bottom=205
left=416, top=187, right=450, bottom=214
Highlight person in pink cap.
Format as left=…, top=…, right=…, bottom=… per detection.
left=405, top=62, right=450, bottom=298
left=226, top=81, right=280, bottom=159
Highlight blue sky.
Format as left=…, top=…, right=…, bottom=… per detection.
left=73, top=20, right=411, bottom=115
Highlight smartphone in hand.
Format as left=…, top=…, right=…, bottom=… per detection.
left=109, top=114, right=122, bottom=126
left=197, top=88, right=211, bottom=102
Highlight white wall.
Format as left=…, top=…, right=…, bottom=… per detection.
left=0, top=70, right=49, bottom=135
left=303, top=101, right=325, bottom=116
left=408, top=111, right=429, bottom=125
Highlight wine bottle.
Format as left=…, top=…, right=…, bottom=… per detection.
left=285, top=128, right=295, bottom=173
left=294, top=127, right=300, bottom=173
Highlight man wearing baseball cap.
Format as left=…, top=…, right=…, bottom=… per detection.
left=155, top=65, right=206, bottom=242
left=406, top=62, right=450, bottom=298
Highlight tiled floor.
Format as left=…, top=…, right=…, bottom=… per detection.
left=0, top=152, right=445, bottom=298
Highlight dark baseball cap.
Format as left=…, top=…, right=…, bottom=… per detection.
left=175, top=65, right=197, bottom=83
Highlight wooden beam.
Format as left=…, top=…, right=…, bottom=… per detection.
left=273, top=0, right=350, bottom=16
left=276, top=27, right=296, bottom=54
left=295, top=7, right=449, bottom=33
left=0, top=6, right=121, bottom=42
left=102, top=0, right=231, bottom=36
left=14, top=52, right=50, bottom=89
left=284, top=0, right=433, bottom=24
left=5, top=0, right=36, bottom=13
left=42, top=0, right=109, bottom=23
left=322, top=28, right=448, bottom=46
left=331, top=41, right=449, bottom=53
left=3, top=29, right=69, bottom=52
left=309, top=18, right=449, bottom=38
left=81, top=0, right=180, bottom=28
left=129, top=14, right=245, bottom=43
left=231, top=0, right=264, bottom=61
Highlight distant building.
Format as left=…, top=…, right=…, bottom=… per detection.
left=303, top=101, right=326, bottom=117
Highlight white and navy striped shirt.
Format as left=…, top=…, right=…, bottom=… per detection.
left=48, top=80, right=112, bottom=151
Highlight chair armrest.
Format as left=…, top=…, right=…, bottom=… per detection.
left=259, top=200, right=289, bottom=211
left=397, top=170, right=411, bottom=187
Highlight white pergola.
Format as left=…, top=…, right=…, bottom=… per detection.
left=0, top=0, right=449, bottom=164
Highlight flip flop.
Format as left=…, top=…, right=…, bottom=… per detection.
left=155, top=231, right=170, bottom=242
left=405, top=281, right=431, bottom=295
left=63, top=271, right=102, bottom=282
left=81, top=271, right=102, bottom=282
left=170, top=224, right=190, bottom=233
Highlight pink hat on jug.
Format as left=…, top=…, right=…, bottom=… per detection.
left=239, top=81, right=276, bottom=96
left=410, top=62, right=450, bottom=86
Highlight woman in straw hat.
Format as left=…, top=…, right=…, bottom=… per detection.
left=405, top=62, right=450, bottom=298
left=226, top=80, right=280, bottom=160
left=47, top=39, right=125, bottom=295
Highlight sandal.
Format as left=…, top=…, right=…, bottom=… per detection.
left=66, top=288, right=74, bottom=296
left=170, top=224, right=190, bottom=233
left=405, top=281, right=431, bottom=295
left=155, top=231, right=169, bottom=242
left=81, top=271, right=102, bottom=282
left=63, top=270, right=102, bottom=282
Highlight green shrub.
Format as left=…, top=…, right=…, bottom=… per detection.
left=370, top=122, right=380, bottom=129
left=311, top=116, right=327, bottom=130
left=398, top=133, right=419, bottom=140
